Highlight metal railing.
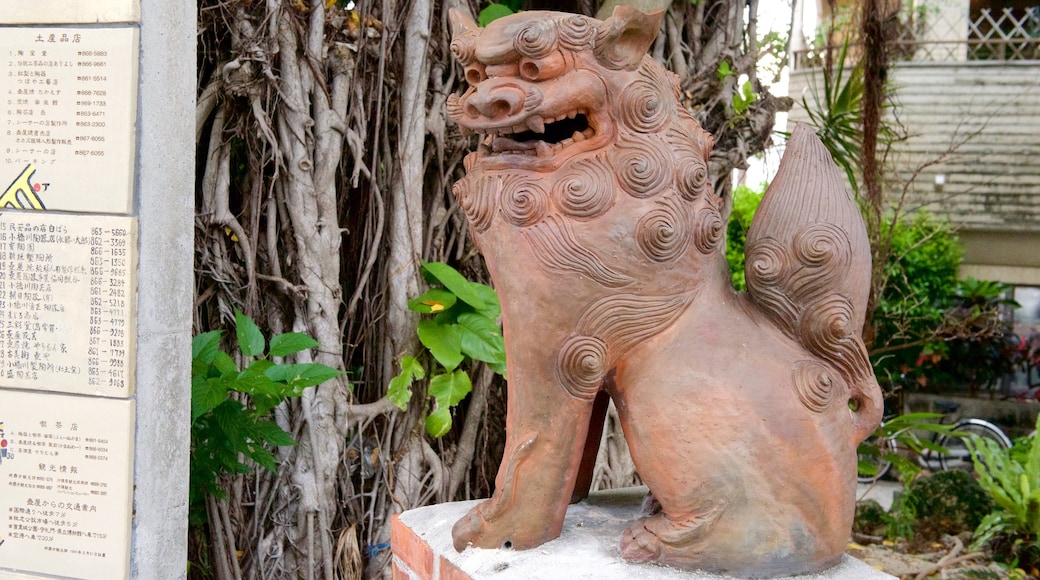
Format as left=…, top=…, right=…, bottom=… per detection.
left=792, top=6, right=1040, bottom=70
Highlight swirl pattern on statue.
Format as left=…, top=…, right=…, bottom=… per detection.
left=617, top=79, right=672, bottom=134
left=674, top=155, right=709, bottom=202
left=800, top=296, right=873, bottom=383
left=693, top=207, right=725, bottom=255
left=552, top=155, right=617, bottom=220
left=515, top=20, right=557, bottom=59
left=612, top=135, right=672, bottom=199
left=787, top=224, right=853, bottom=303
left=500, top=175, right=550, bottom=227
left=558, top=15, right=595, bottom=50
left=636, top=195, right=692, bottom=262
left=454, top=175, right=497, bottom=233
left=523, top=215, right=634, bottom=288
left=450, top=31, right=478, bottom=66
left=792, top=360, right=836, bottom=414
left=557, top=335, right=609, bottom=400
left=745, top=237, right=798, bottom=331
left=576, top=292, right=694, bottom=357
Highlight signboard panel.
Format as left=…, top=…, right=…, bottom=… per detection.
left=0, top=1, right=140, bottom=25
left=0, top=390, right=134, bottom=580
left=0, top=212, right=137, bottom=397
left=2, top=26, right=138, bottom=214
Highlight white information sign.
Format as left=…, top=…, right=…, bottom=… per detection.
left=0, top=212, right=137, bottom=397
left=0, top=0, right=140, bottom=25
left=0, top=390, right=134, bottom=580
left=1, top=27, right=138, bottom=214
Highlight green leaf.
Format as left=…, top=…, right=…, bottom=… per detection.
left=468, top=283, right=501, bottom=319
left=401, top=355, right=425, bottom=380
left=388, top=371, right=414, bottom=411
left=421, top=262, right=487, bottom=310
left=213, top=350, right=239, bottom=375
left=269, top=333, right=319, bottom=358
left=716, top=60, right=733, bottom=80
left=429, top=370, right=472, bottom=407
left=264, top=363, right=342, bottom=389
left=408, top=288, right=458, bottom=314
left=456, top=312, right=505, bottom=365
left=192, top=330, right=223, bottom=364
left=235, top=310, right=266, bottom=358
left=425, top=406, right=453, bottom=438
left=417, top=319, right=464, bottom=371
left=478, top=3, right=513, bottom=27
left=252, top=420, right=296, bottom=447
left=192, top=376, right=228, bottom=422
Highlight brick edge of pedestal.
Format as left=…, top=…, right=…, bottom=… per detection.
left=391, top=513, right=472, bottom=580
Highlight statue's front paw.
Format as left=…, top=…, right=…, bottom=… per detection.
left=451, top=505, right=488, bottom=552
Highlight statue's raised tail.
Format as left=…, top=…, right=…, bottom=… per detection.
left=744, top=124, right=882, bottom=442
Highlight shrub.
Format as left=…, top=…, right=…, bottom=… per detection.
left=904, top=470, right=993, bottom=542
left=967, top=417, right=1040, bottom=567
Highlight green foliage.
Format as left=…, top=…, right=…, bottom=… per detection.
left=389, top=262, right=505, bottom=438
left=731, top=81, right=757, bottom=116
left=478, top=0, right=519, bottom=27
left=967, top=417, right=1040, bottom=554
left=904, top=470, right=994, bottom=542
left=857, top=412, right=956, bottom=483
left=800, top=40, right=864, bottom=192
left=871, top=210, right=963, bottom=389
left=725, top=183, right=766, bottom=290
left=190, top=311, right=343, bottom=525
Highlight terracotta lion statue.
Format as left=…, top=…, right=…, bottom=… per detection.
left=444, top=7, right=882, bottom=577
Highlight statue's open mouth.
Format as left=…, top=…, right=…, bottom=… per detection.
left=483, top=111, right=595, bottom=158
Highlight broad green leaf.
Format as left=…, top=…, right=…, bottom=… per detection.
left=478, top=3, right=513, bottom=27
left=421, top=262, right=487, bottom=310
left=417, top=319, right=464, bottom=371
left=467, top=283, right=501, bottom=319
left=425, top=406, right=453, bottom=438
left=429, top=370, right=472, bottom=407
left=192, top=376, right=228, bottom=422
left=264, top=363, right=342, bottom=389
left=408, top=288, right=458, bottom=314
left=213, top=350, right=239, bottom=375
left=456, top=313, right=505, bottom=365
left=401, top=355, right=425, bottom=380
left=269, top=333, right=319, bottom=358
left=489, top=359, right=507, bottom=378
left=192, top=330, right=223, bottom=363
left=241, top=359, right=275, bottom=377
left=388, top=371, right=414, bottom=411
left=252, top=420, right=296, bottom=447
left=235, top=310, right=266, bottom=358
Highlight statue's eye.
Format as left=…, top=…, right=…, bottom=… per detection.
left=518, top=52, right=566, bottom=81
left=465, top=64, right=487, bottom=85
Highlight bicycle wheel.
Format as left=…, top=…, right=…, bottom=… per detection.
left=858, top=433, right=896, bottom=484
left=938, top=419, right=1013, bottom=472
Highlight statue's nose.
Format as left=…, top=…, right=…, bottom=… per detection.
left=465, top=84, right=525, bottom=119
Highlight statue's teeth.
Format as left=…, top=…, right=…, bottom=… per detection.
left=535, top=141, right=553, bottom=158
left=526, top=116, right=545, bottom=133
left=513, top=123, right=528, bottom=134
left=572, top=131, right=585, bottom=142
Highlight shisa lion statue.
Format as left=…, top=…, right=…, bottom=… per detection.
left=445, top=6, right=883, bottom=577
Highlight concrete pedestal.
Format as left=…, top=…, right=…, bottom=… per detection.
left=391, top=487, right=895, bottom=580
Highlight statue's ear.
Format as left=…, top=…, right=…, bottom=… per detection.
left=595, top=6, right=664, bottom=70
left=449, top=8, right=479, bottom=38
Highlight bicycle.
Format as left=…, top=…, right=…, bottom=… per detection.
left=857, top=401, right=1013, bottom=484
